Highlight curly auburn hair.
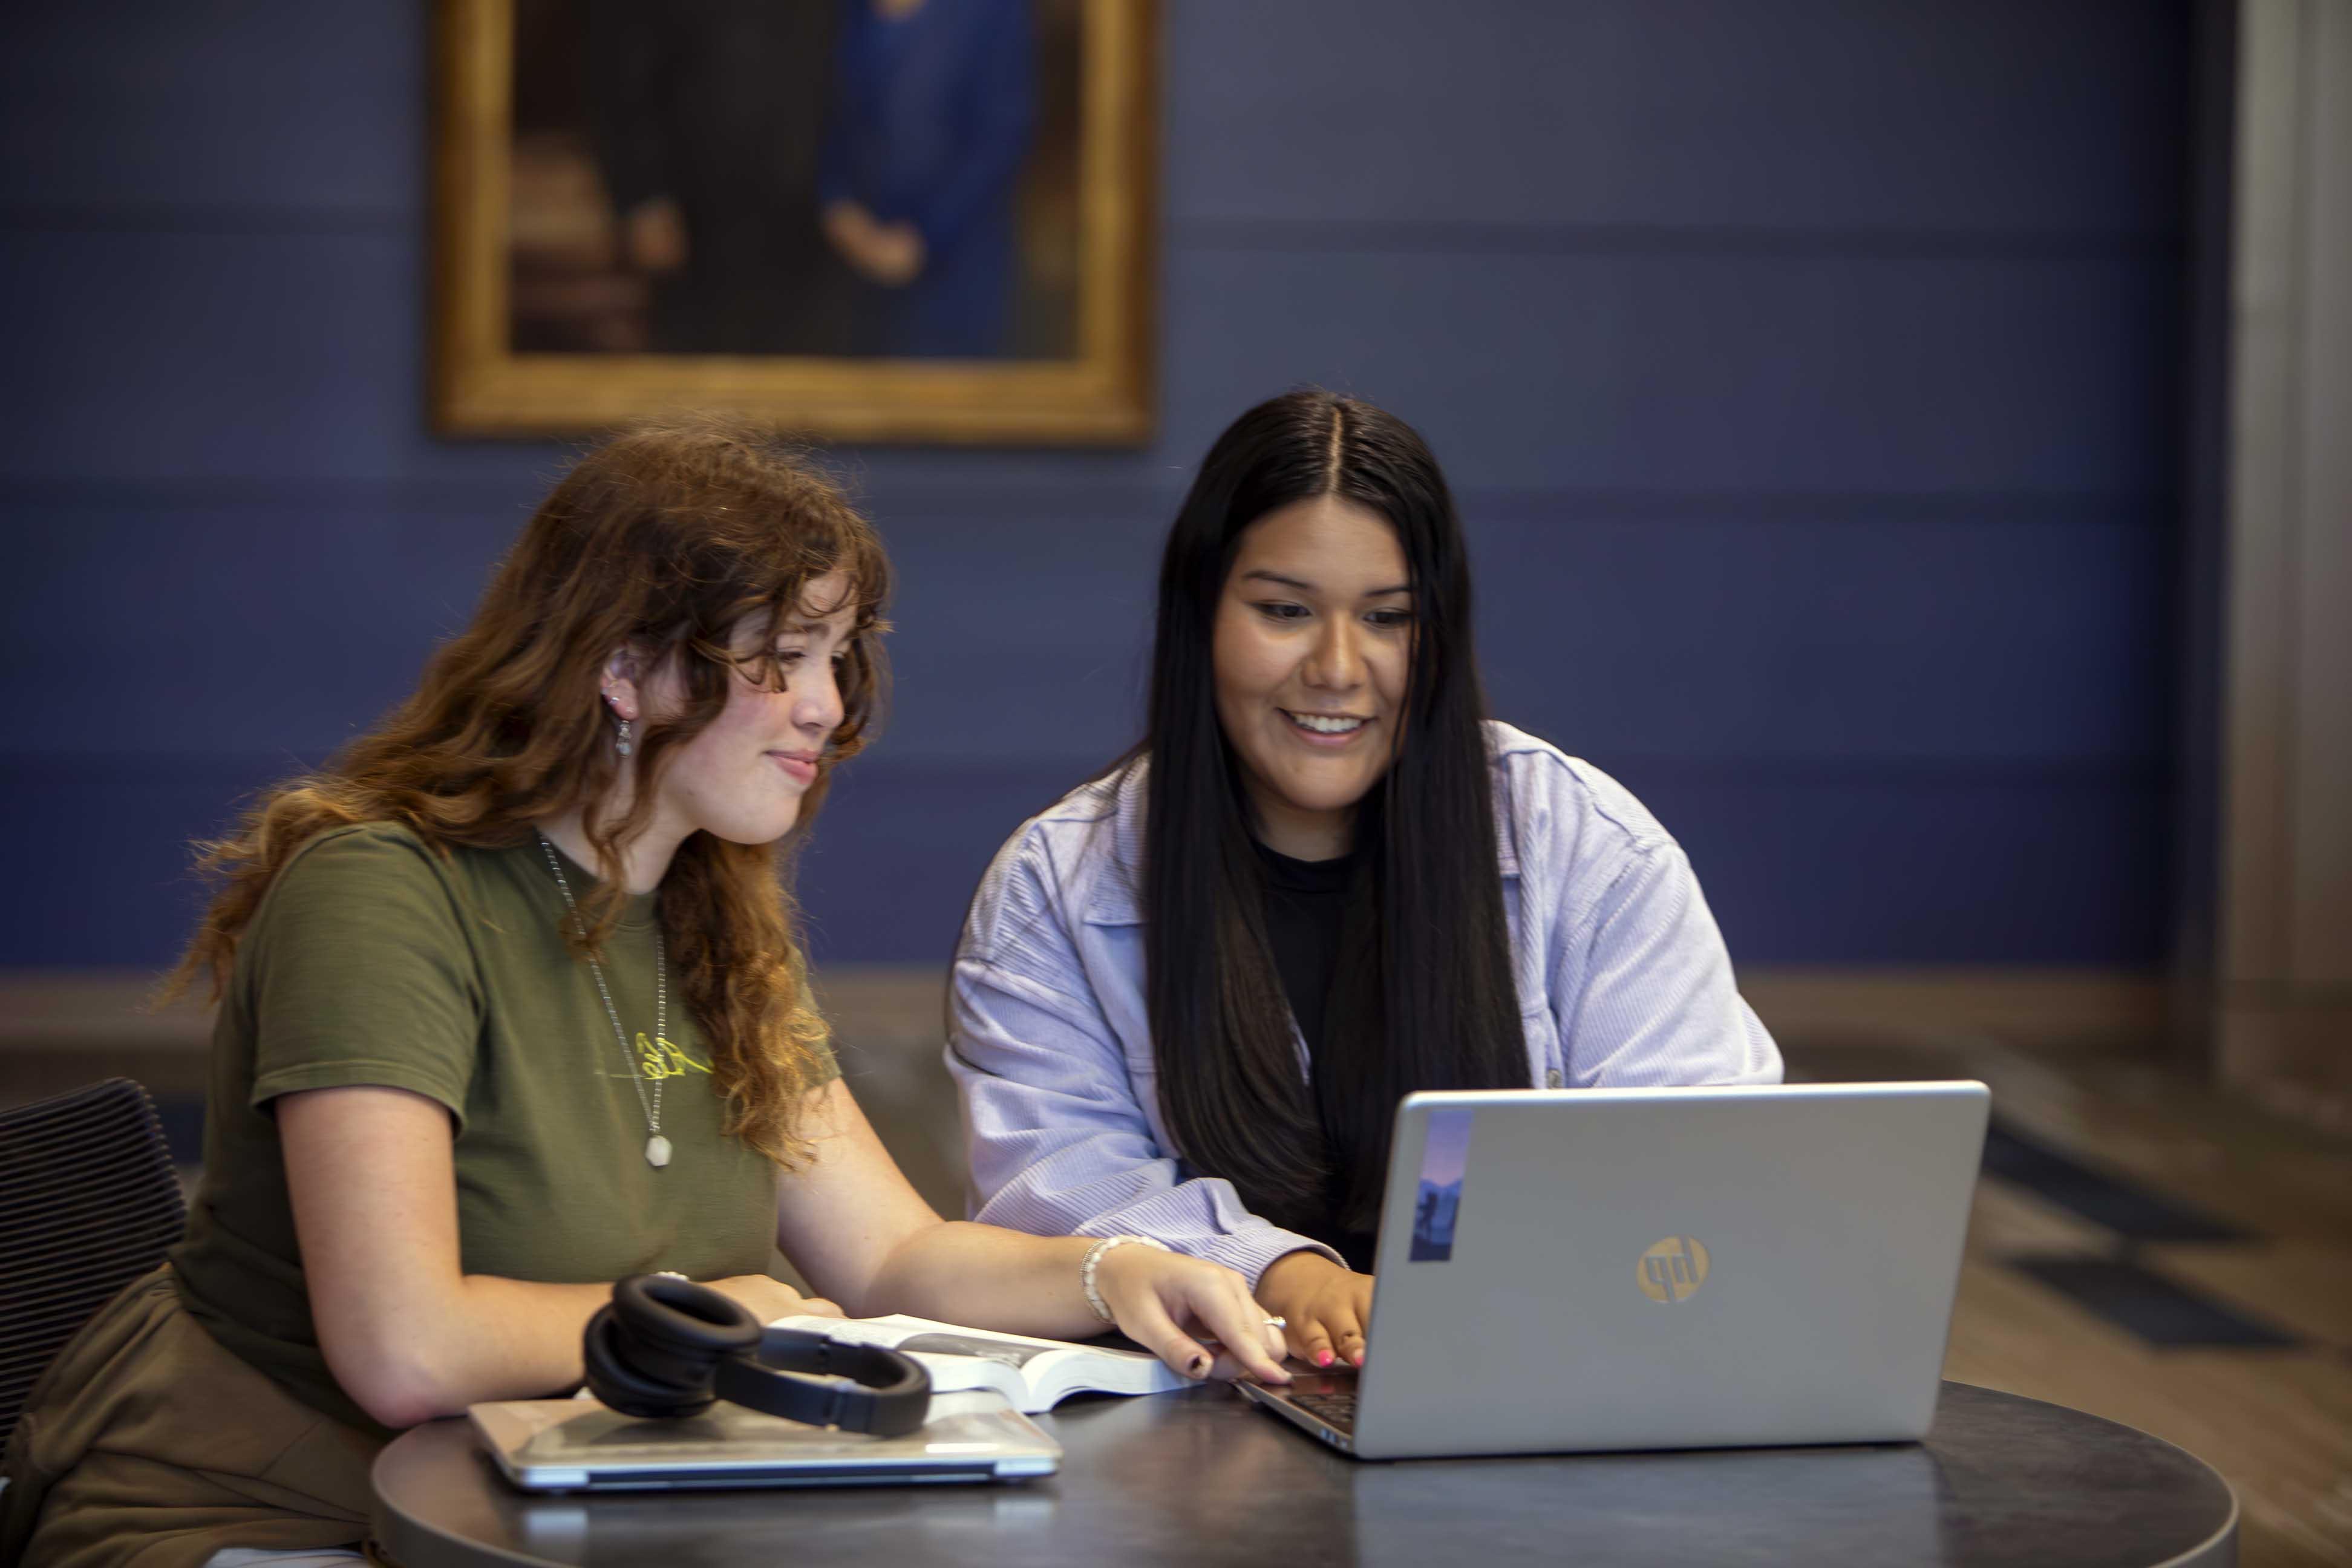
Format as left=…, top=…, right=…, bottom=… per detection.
left=163, top=414, right=890, bottom=1166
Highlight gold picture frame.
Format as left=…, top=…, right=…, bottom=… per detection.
left=431, top=0, right=1155, bottom=443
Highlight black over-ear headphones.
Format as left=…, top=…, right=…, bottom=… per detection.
left=583, top=1274, right=932, bottom=1437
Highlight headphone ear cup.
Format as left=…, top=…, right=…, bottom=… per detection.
left=612, top=1275, right=762, bottom=1378
left=582, top=1302, right=711, bottom=1419
left=581, top=1276, right=762, bottom=1419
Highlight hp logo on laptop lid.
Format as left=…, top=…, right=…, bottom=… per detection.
left=1637, top=1236, right=1710, bottom=1303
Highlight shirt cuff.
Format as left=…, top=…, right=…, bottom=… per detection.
left=1181, top=1226, right=1348, bottom=1290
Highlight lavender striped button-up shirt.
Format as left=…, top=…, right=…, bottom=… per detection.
left=945, top=722, right=1783, bottom=1285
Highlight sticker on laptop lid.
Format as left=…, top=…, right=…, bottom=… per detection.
left=1409, top=1106, right=1473, bottom=1262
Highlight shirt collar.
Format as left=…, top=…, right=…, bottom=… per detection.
left=1082, top=760, right=1151, bottom=927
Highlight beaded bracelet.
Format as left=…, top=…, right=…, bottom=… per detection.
left=1079, top=1233, right=1170, bottom=1322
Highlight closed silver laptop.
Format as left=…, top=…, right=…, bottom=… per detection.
left=1239, top=1082, right=1989, bottom=1459
left=472, top=1388, right=1062, bottom=1491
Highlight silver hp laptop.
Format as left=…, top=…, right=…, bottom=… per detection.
left=472, top=1389, right=1061, bottom=1492
left=1238, top=1082, right=1989, bottom=1459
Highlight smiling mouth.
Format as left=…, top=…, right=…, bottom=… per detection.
left=1281, top=710, right=1370, bottom=737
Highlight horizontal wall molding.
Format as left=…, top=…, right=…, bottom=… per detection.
left=0, top=202, right=410, bottom=236
left=0, top=754, right=2159, bottom=968
left=0, top=226, right=2180, bottom=492
left=0, top=965, right=2169, bottom=1060
left=1593, top=753, right=2166, bottom=782
left=0, top=206, right=2184, bottom=259
left=0, top=476, right=583, bottom=511
left=1456, top=489, right=2170, bottom=525
left=0, top=748, right=2166, bottom=784
left=1736, top=968, right=2167, bottom=1049
left=1177, top=217, right=2184, bottom=261
left=0, top=970, right=208, bottom=1049
left=0, top=475, right=2172, bottom=524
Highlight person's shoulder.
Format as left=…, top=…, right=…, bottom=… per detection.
left=995, top=764, right=1129, bottom=870
left=232, top=822, right=475, bottom=998
left=1484, top=720, right=1676, bottom=865
left=275, top=818, right=448, bottom=886
left=258, top=820, right=478, bottom=933
left=961, top=763, right=1140, bottom=952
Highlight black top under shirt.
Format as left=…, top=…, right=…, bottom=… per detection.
left=1253, top=837, right=1379, bottom=1271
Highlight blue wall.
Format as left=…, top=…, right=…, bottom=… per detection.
left=0, top=0, right=2187, bottom=970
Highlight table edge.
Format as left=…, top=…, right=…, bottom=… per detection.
left=373, top=1380, right=2243, bottom=1568
left=1939, top=1381, right=2239, bottom=1567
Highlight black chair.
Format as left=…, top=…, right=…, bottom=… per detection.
left=0, top=1079, right=188, bottom=1442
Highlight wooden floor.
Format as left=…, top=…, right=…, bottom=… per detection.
left=1780, top=1041, right=2352, bottom=1568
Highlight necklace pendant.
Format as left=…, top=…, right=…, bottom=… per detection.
left=645, top=1134, right=672, bottom=1169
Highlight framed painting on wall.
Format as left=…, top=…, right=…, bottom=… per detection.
left=432, top=0, right=1154, bottom=443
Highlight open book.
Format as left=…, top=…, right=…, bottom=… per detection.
left=768, top=1313, right=1189, bottom=1415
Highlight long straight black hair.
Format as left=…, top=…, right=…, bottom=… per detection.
left=1137, top=389, right=1528, bottom=1235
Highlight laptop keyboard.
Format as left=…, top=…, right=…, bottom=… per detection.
left=1285, top=1388, right=1358, bottom=1434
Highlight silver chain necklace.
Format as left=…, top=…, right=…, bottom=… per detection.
left=535, top=832, right=671, bottom=1169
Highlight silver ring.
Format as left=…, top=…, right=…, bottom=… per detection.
left=1263, top=1316, right=1287, bottom=1329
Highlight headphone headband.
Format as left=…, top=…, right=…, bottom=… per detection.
left=715, top=1330, right=934, bottom=1436
left=583, top=1275, right=932, bottom=1437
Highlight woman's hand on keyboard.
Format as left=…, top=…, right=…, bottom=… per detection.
left=1255, top=1252, right=1373, bottom=1369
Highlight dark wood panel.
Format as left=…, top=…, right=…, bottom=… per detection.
left=1595, top=763, right=2167, bottom=965
left=1159, top=248, right=2180, bottom=494
left=0, top=0, right=419, bottom=212
left=0, top=754, right=2165, bottom=967
left=1168, top=0, right=2187, bottom=235
left=0, top=230, right=2177, bottom=496
left=0, top=493, right=2164, bottom=768
left=1468, top=507, right=2166, bottom=768
left=2, top=0, right=2187, bottom=240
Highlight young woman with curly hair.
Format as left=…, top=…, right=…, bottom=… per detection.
left=2, top=417, right=1287, bottom=1568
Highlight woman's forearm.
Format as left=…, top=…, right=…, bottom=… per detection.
left=862, top=1221, right=1292, bottom=1385
left=862, top=1220, right=1102, bottom=1338
left=771, top=1082, right=1287, bottom=1384
left=315, top=1273, right=609, bottom=1430
left=340, top=1272, right=812, bottom=1428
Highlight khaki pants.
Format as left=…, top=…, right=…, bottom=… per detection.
left=1, top=1269, right=378, bottom=1568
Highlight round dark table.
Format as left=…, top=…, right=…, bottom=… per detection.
left=372, top=1380, right=2236, bottom=1567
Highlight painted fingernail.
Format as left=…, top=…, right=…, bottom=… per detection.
left=1350, top=1350, right=1364, bottom=1367
left=1188, top=1353, right=1211, bottom=1377
left=1315, top=1349, right=1334, bottom=1368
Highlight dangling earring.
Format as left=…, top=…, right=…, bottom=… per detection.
left=615, top=716, right=633, bottom=757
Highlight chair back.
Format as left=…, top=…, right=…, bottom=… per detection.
left=0, top=1078, right=188, bottom=1440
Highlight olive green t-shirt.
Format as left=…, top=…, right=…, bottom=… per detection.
left=168, top=823, right=835, bottom=1435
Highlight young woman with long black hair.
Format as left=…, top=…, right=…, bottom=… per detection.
left=949, top=390, right=1781, bottom=1371
left=1, top=418, right=1286, bottom=1568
